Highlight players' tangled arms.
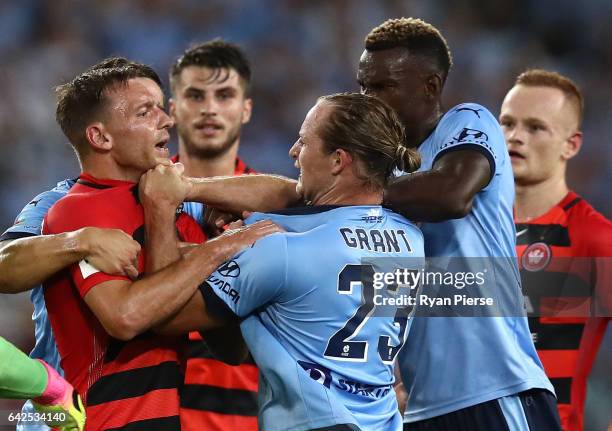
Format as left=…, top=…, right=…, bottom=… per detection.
left=0, top=17, right=609, bottom=431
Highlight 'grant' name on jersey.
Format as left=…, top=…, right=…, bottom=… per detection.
left=339, top=228, right=411, bottom=253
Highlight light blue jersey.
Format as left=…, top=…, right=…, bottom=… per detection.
left=1, top=179, right=75, bottom=431
left=202, top=206, right=424, bottom=431
left=397, top=103, right=553, bottom=422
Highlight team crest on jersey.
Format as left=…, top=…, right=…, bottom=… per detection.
left=521, top=242, right=552, bottom=272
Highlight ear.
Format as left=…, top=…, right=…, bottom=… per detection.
left=85, top=123, right=112, bottom=151
left=241, top=98, right=253, bottom=124
left=331, top=148, right=352, bottom=176
left=562, top=131, right=582, bottom=161
left=424, top=73, right=443, bottom=100
left=168, top=98, right=176, bottom=120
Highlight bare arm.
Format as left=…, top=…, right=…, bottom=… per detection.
left=384, top=150, right=491, bottom=222
left=186, top=174, right=301, bottom=214
left=0, top=228, right=140, bottom=294
left=83, top=220, right=282, bottom=341
left=139, top=163, right=186, bottom=273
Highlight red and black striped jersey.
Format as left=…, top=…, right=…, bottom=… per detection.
left=42, top=173, right=205, bottom=430
left=515, top=191, right=612, bottom=431
left=171, top=155, right=260, bottom=431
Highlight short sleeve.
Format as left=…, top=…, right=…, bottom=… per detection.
left=42, top=189, right=135, bottom=298
left=1, top=189, right=67, bottom=241
left=200, top=233, right=287, bottom=319
left=432, top=104, right=504, bottom=181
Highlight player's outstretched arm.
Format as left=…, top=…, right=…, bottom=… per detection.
left=0, top=337, right=85, bottom=430
left=186, top=174, right=302, bottom=214
left=0, top=228, right=140, bottom=294
left=83, top=220, right=282, bottom=341
left=384, top=149, right=490, bottom=222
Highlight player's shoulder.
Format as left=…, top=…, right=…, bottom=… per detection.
left=439, top=102, right=498, bottom=129
left=46, top=183, right=139, bottom=233
left=566, top=194, right=612, bottom=256
left=2, top=179, right=76, bottom=238
left=26, top=179, right=75, bottom=212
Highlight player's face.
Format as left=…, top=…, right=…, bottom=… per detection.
left=357, top=48, right=430, bottom=139
left=289, top=101, right=335, bottom=204
left=170, top=66, right=252, bottom=158
left=103, top=77, right=173, bottom=180
left=500, top=85, right=579, bottom=186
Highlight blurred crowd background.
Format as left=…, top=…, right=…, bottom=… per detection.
left=0, top=0, right=610, bottom=429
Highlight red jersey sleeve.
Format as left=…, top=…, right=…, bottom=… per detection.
left=43, top=191, right=139, bottom=298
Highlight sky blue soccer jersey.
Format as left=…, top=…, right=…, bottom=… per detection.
left=200, top=205, right=424, bottom=431
left=396, top=103, right=554, bottom=422
left=1, top=178, right=75, bottom=431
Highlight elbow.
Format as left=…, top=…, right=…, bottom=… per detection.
left=105, top=309, right=147, bottom=341
left=444, top=196, right=473, bottom=219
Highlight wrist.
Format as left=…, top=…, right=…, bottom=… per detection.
left=68, top=228, right=92, bottom=259
left=198, top=234, right=235, bottom=263
left=32, top=360, right=68, bottom=405
left=185, top=177, right=204, bottom=202
left=144, top=205, right=177, bottom=228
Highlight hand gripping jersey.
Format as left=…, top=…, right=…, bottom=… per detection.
left=397, top=103, right=553, bottom=422
left=42, top=173, right=204, bottom=431
left=516, top=191, right=612, bottom=430
left=200, top=206, right=424, bottom=431
left=1, top=179, right=75, bottom=431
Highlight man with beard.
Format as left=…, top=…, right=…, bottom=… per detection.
left=175, top=18, right=561, bottom=431
left=168, top=40, right=259, bottom=431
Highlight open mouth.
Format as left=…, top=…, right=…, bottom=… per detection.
left=508, top=150, right=525, bottom=160
left=154, top=138, right=170, bottom=157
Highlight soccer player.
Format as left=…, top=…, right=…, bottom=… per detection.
left=0, top=336, right=85, bottom=430
left=182, top=17, right=560, bottom=431
left=0, top=58, right=151, bottom=431
left=168, top=40, right=258, bottom=430
left=39, top=58, right=279, bottom=430
left=150, top=92, right=424, bottom=430
left=500, top=69, right=612, bottom=431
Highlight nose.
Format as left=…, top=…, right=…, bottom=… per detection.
left=200, top=97, right=217, bottom=116
left=289, top=140, right=300, bottom=160
left=160, top=109, right=174, bottom=129
left=505, top=126, right=525, bottom=146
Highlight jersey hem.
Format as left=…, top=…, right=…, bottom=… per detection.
left=403, top=378, right=554, bottom=423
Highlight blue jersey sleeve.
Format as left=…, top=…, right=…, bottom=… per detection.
left=200, top=233, right=288, bottom=320
left=432, top=103, right=504, bottom=181
left=0, top=183, right=71, bottom=241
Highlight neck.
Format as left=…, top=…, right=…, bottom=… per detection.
left=405, top=104, right=443, bottom=148
left=178, top=139, right=239, bottom=178
left=514, top=175, right=569, bottom=222
left=81, top=156, right=140, bottom=183
left=312, top=182, right=383, bottom=206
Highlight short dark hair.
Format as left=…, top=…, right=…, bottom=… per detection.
left=170, top=39, right=251, bottom=95
left=55, top=57, right=162, bottom=153
left=365, top=17, right=453, bottom=82
left=317, top=92, right=420, bottom=189
left=515, top=69, right=584, bottom=128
